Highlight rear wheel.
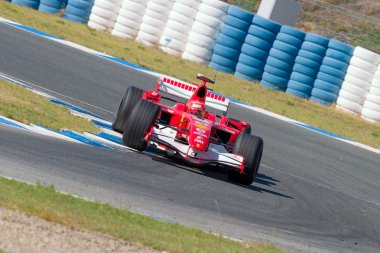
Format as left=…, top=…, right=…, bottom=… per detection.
left=112, top=86, right=143, bottom=133
left=228, top=134, right=263, bottom=185
left=123, top=100, right=161, bottom=151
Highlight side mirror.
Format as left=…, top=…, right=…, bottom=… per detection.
left=197, top=74, right=215, bottom=84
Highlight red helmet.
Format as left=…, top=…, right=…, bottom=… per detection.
left=187, top=101, right=205, bottom=117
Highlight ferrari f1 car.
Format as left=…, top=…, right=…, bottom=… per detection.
left=112, top=74, right=264, bottom=185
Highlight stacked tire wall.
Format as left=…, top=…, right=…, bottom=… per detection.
left=136, top=0, right=174, bottom=47
left=63, top=0, right=94, bottom=24
left=234, top=15, right=281, bottom=81
left=111, top=0, right=148, bottom=39
left=208, top=6, right=253, bottom=73
left=362, top=63, right=380, bottom=121
left=261, top=26, right=305, bottom=91
left=182, top=0, right=229, bottom=65
left=159, top=0, right=201, bottom=56
left=310, top=39, right=354, bottom=105
left=87, top=0, right=123, bottom=32
left=38, top=0, right=63, bottom=13
left=11, top=0, right=40, bottom=9
left=286, top=33, right=329, bottom=99
left=336, top=47, right=380, bottom=114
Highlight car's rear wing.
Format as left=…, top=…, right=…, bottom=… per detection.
left=157, top=76, right=230, bottom=113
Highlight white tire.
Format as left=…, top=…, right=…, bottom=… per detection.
left=368, top=86, right=380, bottom=96
left=160, top=46, right=182, bottom=56
left=187, top=31, right=216, bottom=49
left=340, top=81, right=369, bottom=97
left=353, top=46, right=380, bottom=65
left=346, top=65, right=374, bottom=83
left=172, top=2, right=198, bottom=17
left=361, top=108, right=380, bottom=122
left=88, top=21, right=108, bottom=31
left=112, top=23, right=138, bottom=37
left=139, top=23, right=162, bottom=37
left=176, top=0, right=201, bottom=8
left=365, top=94, right=380, bottom=106
left=111, top=30, right=135, bottom=39
left=117, top=9, right=143, bottom=22
left=372, top=78, right=380, bottom=88
left=182, top=52, right=210, bottom=65
left=166, top=20, right=191, bottom=34
left=115, top=15, right=141, bottom=30
left=375, top=71, right=380, bottom=79
left=136, top=31, right=159, bottom=45
left=162, top=27, right=189, bottom=42
left=191, top=22, right=219, bottom=39
left=90, top=6, right=118, bottom=21
left=338, top=89, right=365, bottom=104
left=121, top=1, right=147, bottom=14
left=88, top=14, right=116, bottom=28
left=202, top=0, right=229, bottom=11
left=336, top=97, right=362, bottom=114
left=195, top=12, right=224, bottom=29
left=168, top=10, right=194, bottom=25
left=198, top=3, right=227, bottom=20
left=350, top=56, right=377, bottom=73
left=141, top=16, right=165, bottom=27
left=147, top=1, right=170, bottom=14
left=344, top=73, right=371, bottom=89
left=159, top=36, right=187, bottom=51
left=184, top=43, right=212, bottom=59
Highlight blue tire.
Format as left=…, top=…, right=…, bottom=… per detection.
left=40, top=0, right=62, bottom=8
left=216, top=34, right=242, bottom=49
left=260, top=80, right=283, bottom=90
left=293, top=63, right=319, bottom=77
left=224, top=16, right=251, bottom=31
left=261, top=72, right=289, bottom=90
left=286, top=88, right=310, bottom=98
left=301, top=41, right=327, bottom=56
left=209, top=61, right=235, bottom=73
left=269, top=48, right=294, bottom=63
left=241, top=43, right=268, bottom=59
left=220, top=26, right=247, bottom=42
left=272, top=40, right=300, bottom=56
left=67, top=0, right=92, bottom=10
left=235, top=63, right=263, bottom=80
left=287, top=80, right=313, bottom=94
left=316, top=72, right=344, bottom=87
left=280, top=25, right=306, bottom=40
left=248, top=25, right=277, bottom=41
left=290, top=72, right=315, bottom=85
left=318, top=65, right=346, bottom=79
left=227, top=6, right=254, bottom=22
left=235, top=71, right=259, bottom=81
left=239, top=53, right=265, bottom=68
left=304, top=33, right=330, bottom=47
left=252, top=15, right=281, bottom=33
left=64, top=5, right=88, bottom=19
left=322, top=57, right=349, bottom=72
left=311, top=89, right=338, bottom=104
left=297, top=50, right=324, bottom=63
left=314, top=79, right=341, bottom=94
left=38, top=4, right=59, bottom=13
left=244, top=34, right=272, bottom=51
left=211, top=54, right=238, bottom=69
left=328, top=39, right=354, bottom=55
left=295, top=56, right=321, bottom=70
left=212, top=44, right=240, bottom=60
left=325, top=49, right=352, bottom=62
left=266, top=57, right=293, bottom=71
left=12, top=0, right=40, bottom=9
left=264, top=64, right=290, bottom=78
left=275, top=33, right=304, bottom=48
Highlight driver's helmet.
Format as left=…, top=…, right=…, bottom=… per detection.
left=187, top=101, right=206, bottom=117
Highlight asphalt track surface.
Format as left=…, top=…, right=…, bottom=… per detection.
left=1, top=23, right=380, bottom=253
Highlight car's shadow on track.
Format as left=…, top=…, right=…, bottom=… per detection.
left=150, top=154, right=292, bottom=199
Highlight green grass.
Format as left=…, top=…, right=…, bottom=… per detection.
left=0, top=177, right=284, bottom=253
left=1, top=1, right=380, bottom=149
left=0, top=79, right=99, bottom=133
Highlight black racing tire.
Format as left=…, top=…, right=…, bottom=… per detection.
left=228, top=134, right=264, bottom=185
left=112, top=86, right=143, bottom=133
left=122, top=100, right=161, bottom=151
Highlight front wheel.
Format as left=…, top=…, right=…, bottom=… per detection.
left=228, top=134, right=263, bottom=185
left=123, top=100, right=161, bottom=151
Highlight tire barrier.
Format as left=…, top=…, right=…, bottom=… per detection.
left=336, top=47, right=380, bottom=114
left=88, top=0, right=123, bottom=32
left=63, top=0, right=94, bottom=24
left=182, top=0, right=229, bottom=65
left=208, top=6, right=253, bottom=73
left=111, top=0, right=148, bottom=39
left=286, top=33, right=329, bottom=98
left=362, top=64, right=380, bottom=121
left=136, top=0, right=174, bottom=47
left=12, top=0, right=40, bottom=9
left=235, top=15, right=281, bottom=81
left=38, top=0, right=63, bottom=13
left=310, top=39, right=354, bottom=105
left=159, top=0, right=201, bottom=56
left=261, top=26, right=305, bottom=91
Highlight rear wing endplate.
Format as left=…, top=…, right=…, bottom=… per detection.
left=157, top=76, right=230, bottom=113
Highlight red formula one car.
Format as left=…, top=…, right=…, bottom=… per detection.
left=112, top=74, right=263, bottom=185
